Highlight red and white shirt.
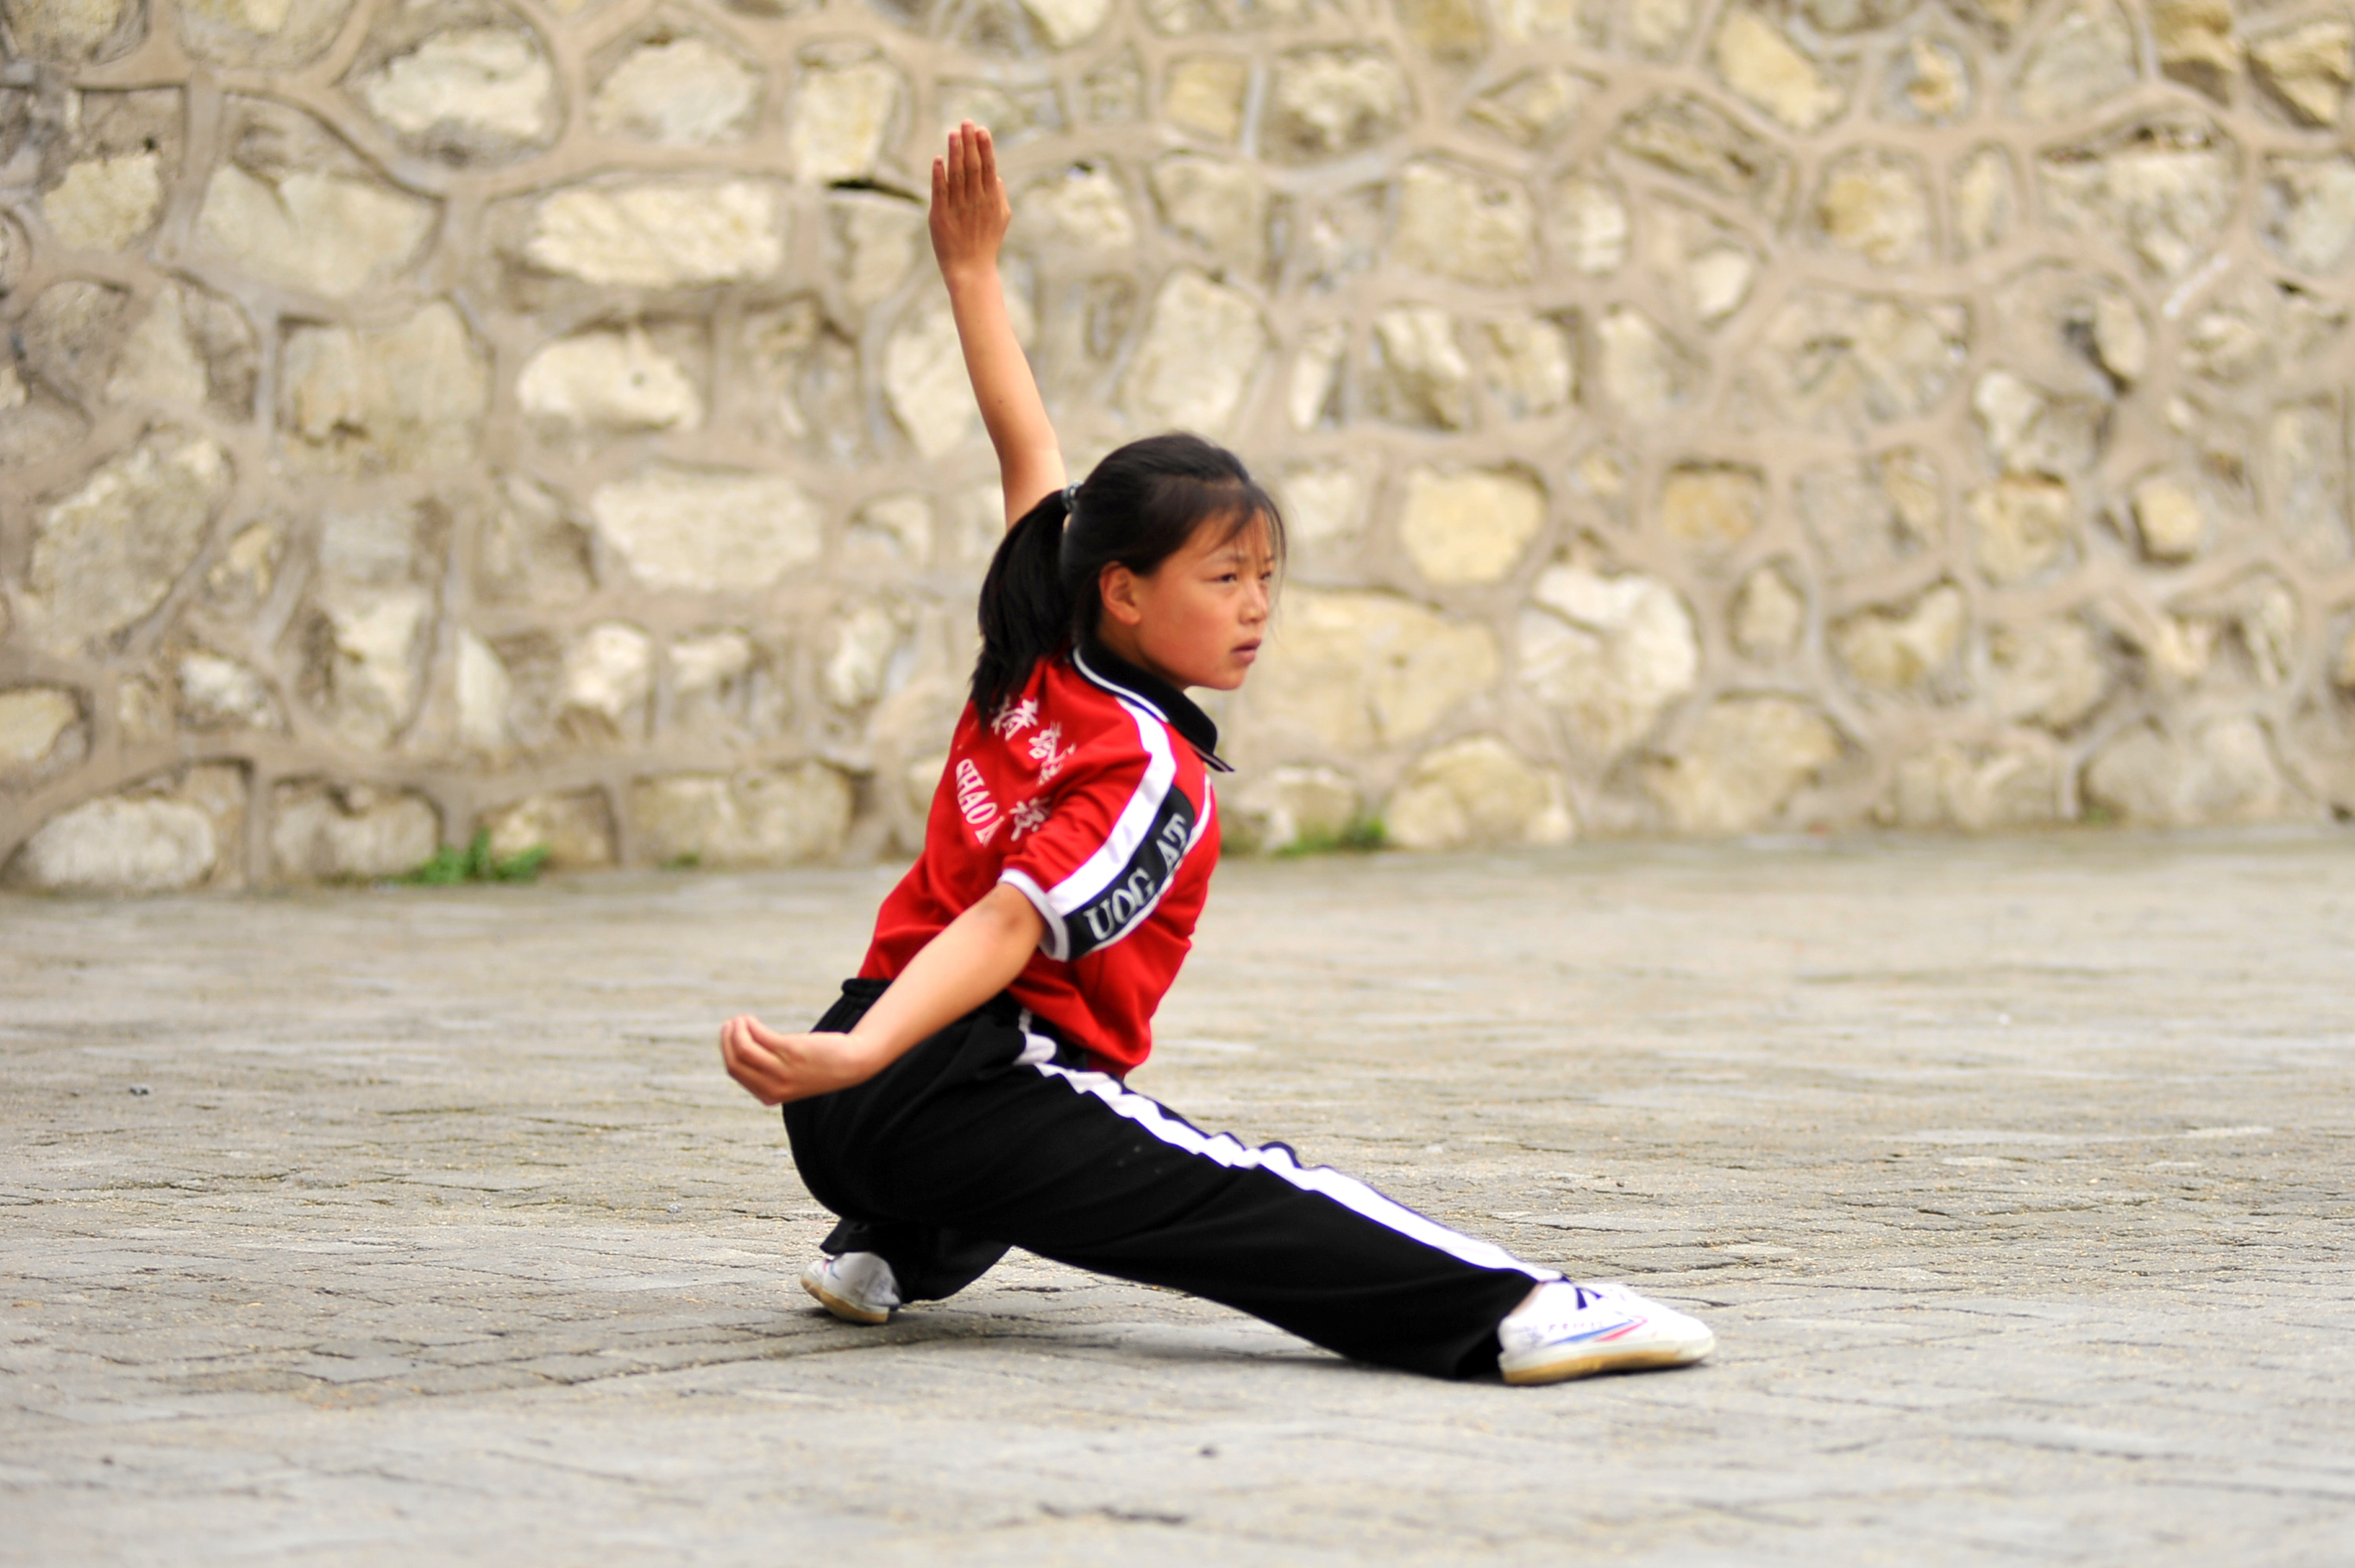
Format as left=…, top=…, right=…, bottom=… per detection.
left=860, top=645, right=1230, bottom=1076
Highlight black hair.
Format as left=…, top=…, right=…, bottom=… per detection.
left=970, top=432, right=1284, bottom=717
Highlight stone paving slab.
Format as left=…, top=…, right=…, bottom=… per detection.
left=3, top=831, right=2352, bottom=1565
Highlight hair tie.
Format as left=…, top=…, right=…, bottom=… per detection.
left=1062, top=483, right=1081, bottom=524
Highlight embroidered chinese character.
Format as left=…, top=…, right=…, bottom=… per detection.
left=1027, top=724, right=1071, bottom=782
left=991, top=698, right=1039, bottom=739
left=1009, top=798, right=1051, bottom=841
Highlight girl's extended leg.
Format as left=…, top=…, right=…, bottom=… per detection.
left=785, top=983, right=1545, bottom=1378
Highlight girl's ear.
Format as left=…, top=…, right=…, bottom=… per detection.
left=1098, top=562, right=1146, bottom=628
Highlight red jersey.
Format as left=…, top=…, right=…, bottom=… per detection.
left=861, top=645, right=1230, bottom=1075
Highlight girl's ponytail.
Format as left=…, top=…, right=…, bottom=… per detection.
left=970, top=487, right=1074, bottom=717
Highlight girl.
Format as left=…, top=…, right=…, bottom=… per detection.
left=717, top=124, right=1714, bottom=1385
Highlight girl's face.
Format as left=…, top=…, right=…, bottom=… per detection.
left=1095, top=512, right=1278, bottom=692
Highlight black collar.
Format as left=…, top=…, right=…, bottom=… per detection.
left=1072, top=644, right=1234, bottom=773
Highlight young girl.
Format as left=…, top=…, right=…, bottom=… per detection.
left=717, top=124, right=1714, bottom=1385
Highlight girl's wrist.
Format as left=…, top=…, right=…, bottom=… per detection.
left=939, top=258, right=1002, bottom=296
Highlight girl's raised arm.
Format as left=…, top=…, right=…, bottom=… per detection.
left=931, top=122, right=1065, bottom=529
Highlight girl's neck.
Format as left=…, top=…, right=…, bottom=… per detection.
left=1088, top=622, right=1183, bottom=692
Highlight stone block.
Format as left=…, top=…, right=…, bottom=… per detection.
left=1712, top=7, right=1846, bottom=132
left=44, top=151, right=164, bottom=251
left=179, top=0, right=355, bottom=67
left=1597, top=306, right=1699, bottom=417
left=629, top=765, right=852, bottom=867
left=1969, top=475, right=2075, bottom=584
left=1951, top=146, right=2015, bottom=258
left=269, top=781, right=440, bottom=881
left=1731, top=564, right=1805, bottom=662
left=1017, top=166, right=1137, bottom=256
left=1246, top=588, right=1499, bottom=752
left=453, top=630, right=512, bottom=753
left=1554, top=176, right=1629, bottom=275
left=1019, top=0, right=1109, bottom=47
left=176, top=652, right=279, bottom=731
left=2038, top=116, right=2239, bottom=279
left=348, top=22, right=559, bottom=165
left=105, top=283, right=258, bottom=417
left=2130, top=474, right=2207, bottom=561
left=1395, top=161, right=1537, bottom=287
left=885, top=301, right=982, bottom=459
left=1741, top=290, right=1967, bottom=433
left=195, top=103, right=437, bottom=300
left=1887, top=737, right=2062, bottom=830
left=828, top=192, right=927, bottom=313
left=1149, top=155, right=1265, bottom=271
left=1834, top=584, right=1967, bottom=693
left=20, top=762, right=245, bottom=892
left=1395, top=0, right=1485, bottom=61
left=788, top=42, right=901, bottom=183
left=518, top=329, right=703, bottom=436
left=1397, top=466, right=1545, bottom=586
left=1645, top=697, right=1841, bottom=835
left=2014, top=0, right=2137, bottom=119
left=304, top=586, right=434, bottom=749
left=2267, top=402, right=2352, bottom=567
left=2154, top=0, right=2237, bottom=103
left=2261, top=155, right=2355, bottom=274
left=592, top=33, right=761, bottom=147
left=18, top=280, right=129, bottom=406
left=1385, top=736, right=1570, bottom=851
left=1519, top=564, right=1699, bottom=764
left=1658, top=466, right=1763, bottom=559
left=1368, top=307, right=1470, bottom=430
left=1814, top=151, right=1931, bottom=266
left=1988, top=618, right=2110, bottom=730
left=1265, top=49, right=1410, bottom=160
left=1228, top=764, right=1361, bottom=852
left=3, top=0, right=144, bottom=61
left=0, top=687, right=86, bottom=786
left=476, top=477, right=594, bottom=605
left=280, top=304, right=487, bottom=475
left=824, top=602, right=913, bottom=711
left=521, top=180, right=785, bottom=288
left=23, top=428, right=232, bottom=655
left=587, top=465, right=822, bottom=592
left=1971, top=370, right=2106, bottom=478
left=2084, top=718, right=2291, bottom=826
left=1466, top=68, right=1594, bottom=147
left=484, top=791, right=616, bottom=869
left=1642, top=198, right=1757, bottom=322
left=1798, top=449, right=1943, bottom=580
left=560, top=622, right=653, bottom=740
left=1121, top=270, right=1265, bottom=433
left=1164, top=55, right=1249, bottom=144
left=2251, top=20, right=2353, bottom=128
left=1883, top=35, right=1972, bottom=122
left=1480, top=316, right=1574, bottom=421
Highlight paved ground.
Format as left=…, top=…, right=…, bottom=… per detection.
left=3, top=831, right=2352, bottom=1565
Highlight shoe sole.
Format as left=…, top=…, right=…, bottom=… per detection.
left=1501, top=1339, right=1712, bottom=1385
left=801, top=1271, right=891, bottom=1326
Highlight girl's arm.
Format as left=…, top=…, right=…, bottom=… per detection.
left=931, top=121, right=1066, bottom=528
left=718, top=883, right=1046, bottom=1106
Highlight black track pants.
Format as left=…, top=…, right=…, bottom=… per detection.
left=782, top=980, right=1553, bottom=1380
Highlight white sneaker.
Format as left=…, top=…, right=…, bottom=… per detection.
left=1496, top=1281, right=1714, bottom=1385
left=800, top=1251, right=901, bottom=1326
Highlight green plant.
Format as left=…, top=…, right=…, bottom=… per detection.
left=1277, top=816, right=1387, bottom=857
left=402, top=831, right=551, bottom=886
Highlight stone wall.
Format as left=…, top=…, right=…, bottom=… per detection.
left=5, top=0, right=2355, bottom=889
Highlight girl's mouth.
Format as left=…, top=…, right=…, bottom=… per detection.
left=1234, top=640, right=1262, bottom=662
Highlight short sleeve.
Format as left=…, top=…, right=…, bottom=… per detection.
left=997, top=718, right=1203, bottom=963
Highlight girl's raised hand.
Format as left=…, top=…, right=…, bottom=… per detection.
left=929, top=121, right=1011, bottom=283
left=718, top=1014, right=882, bottom=1106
